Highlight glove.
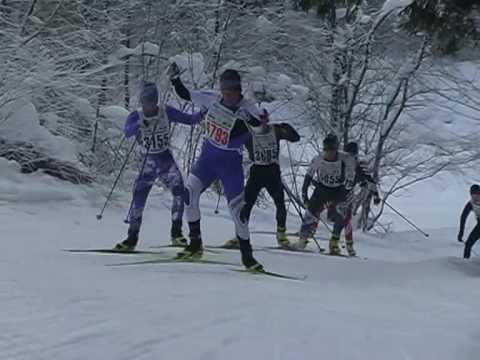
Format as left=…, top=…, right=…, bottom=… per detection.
left=373, top=194, right=381, bottom=205
left=167, top=62, right=181, bottom=80
left=457, top=232, right=464, bottom=243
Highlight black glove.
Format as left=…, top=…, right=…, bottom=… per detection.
left=167, top=62, right=181, bottom=80
left=457, top=232, right=464, bottom=243
left=373, top=194, right=381, bottom=205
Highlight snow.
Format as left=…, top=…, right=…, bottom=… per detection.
left=0, top=99, right=79, bottom=163
left=382, top=0, right=415, bottom=14
left=2, top=160, right=480, bottom=360
left=114, top=42, right=162, bottom=60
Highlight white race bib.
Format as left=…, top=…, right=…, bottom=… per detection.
left=252, top=127, right=279, bottom=165
left=139, top=110, right=170, bottom=153
left=205, top=101, right=239, bottom=149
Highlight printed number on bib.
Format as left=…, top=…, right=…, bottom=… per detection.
left=207, top=121, right=229, bottom=146
left=320, top=173, right=342, bottom=187
left=254, top=148, right=278, bottom=164
left=143, top=132, right=169, bottom=152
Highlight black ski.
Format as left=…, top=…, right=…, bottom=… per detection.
left=106, top=256, right=239, bottom=267
left=63, top=248, right=165, bottom=255
left=230, top=268, right=307, bottom=281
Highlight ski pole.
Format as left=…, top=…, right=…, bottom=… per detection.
left=214, top=191, right=221, bottom=214
left=97, top=139, right=137, bottom=220
left=383, top=200, right=429, bottom=237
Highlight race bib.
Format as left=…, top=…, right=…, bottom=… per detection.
left=204, top=101, right=240, bottom=149
left=139, top=111, right=170, bottom=153
left=252, top=128, right=279, bottom=165
left=316, top=160, right=343, bottom=187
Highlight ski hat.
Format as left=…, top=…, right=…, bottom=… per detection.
left=345, top=141, right=359, bottom=156
left=140, top=82, right=159, bottom=105
left=470, top=184, right=480, bottom=194
left=219, top=69, right=242, bottom=91
left=323, top=133, right=339, bottom=151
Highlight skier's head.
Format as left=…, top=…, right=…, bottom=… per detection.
left=140, top=82, right=159, bottom=115
left=219, top=69, right=242, bottom=107
left=323, top=133, right=339, bottom=160
left=345, top=141, right=359, bottom=157
left=470, top=184, right=480, bottom=194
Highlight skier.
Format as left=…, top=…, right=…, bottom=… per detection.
left=222, top=120, right=301, bottom=249
left=114, top=82, right=203, bottom=252
left=290, top=133, right=356, bottom=254
left=332, top=141, right=380, bottom=256
left=458, top=184, right=480, bottom=259
left=168, top=63, right=266, bottom=270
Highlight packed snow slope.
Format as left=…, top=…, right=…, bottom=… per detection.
left=1, top=159, right=480, bottom=360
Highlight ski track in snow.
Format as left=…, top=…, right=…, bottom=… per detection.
left=2, top=194, right=480, bottom=360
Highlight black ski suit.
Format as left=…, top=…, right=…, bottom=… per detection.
left=240, top=123, right=300, bottom=228
left=458, top=200, right=480, bottom=259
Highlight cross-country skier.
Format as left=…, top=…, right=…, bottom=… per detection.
left=222, top=120, right=300, bottom=249
left=290, top=133, right=356, bottom=254
left=331, top=141, right=380, bottom=256
left=458, top=184, right=480, bottom=259
left=168, top=63, right=266, bottom=270
left=114, top=82, right=203, bottom=252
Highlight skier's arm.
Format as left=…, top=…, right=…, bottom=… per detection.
left=458, top=202, right=472, bottom=241
left=165, top=105, right=203, bottom=125
left=171, top=78, right=192, bottom=101
left=302, top=174, right=313, bottom=205
left=124, top=111, right=140, bottom=138
left=276, top=123, right=300, bottom=142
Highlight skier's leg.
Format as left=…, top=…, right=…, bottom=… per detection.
left=221, top=154, right=262, bottom=270
left=156, top=153, right=187, bottom=245
left=177, top=153, right=216, bottom=258
left=464, top=222, right=480, bottom=259
left=240, top=165, right=263, bottom=224
left=329, top=203, right=348, bottom=255
left=265, top=166, right=289, bottom=247
left=116, top=156, right=157, bottom=251
left=292, top=188, right=325, bottom=250
left=343, top=205, right=355, bottom=256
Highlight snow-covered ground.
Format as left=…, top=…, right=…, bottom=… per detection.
left=1, top=159, right=480, bottom=360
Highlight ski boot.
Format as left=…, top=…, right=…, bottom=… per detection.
left=276, top=227, right=290, bottom=248
left=239, top=238, right=263, bottom=271
left=114, top=230, right=138, bottom=252
left=329, top=235, right=341, bottom=255
left=346, top=240, right=356, bottom=257
left=170, top=220, right=187, bottom=247
left=176, top=220, right=203, bottom=259
left=176, top=237, right=203, bottom=259
left=222, top=237, right=240, bottom=249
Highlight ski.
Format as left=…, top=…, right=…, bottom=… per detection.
left=63, top=248, right=165, bottom=255
left=106, top=256, right=239, bottom=267
left=250, top=230, right=301, bottom=237
left=318, top=252, right=367, bottom=260
left=150, top=245, right=221, bottom=254
left=263, top=245, right=320, bottom=253
left=230, top=268, right=307, bottom=281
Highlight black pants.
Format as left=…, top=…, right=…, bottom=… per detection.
left=464, top=222, right=480, bottom=259
left=241, top=164, right=286, bottom=228
left=306, top=184, right=348, bottom=237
